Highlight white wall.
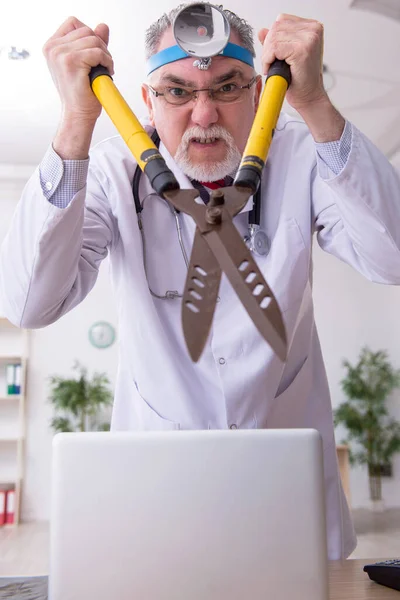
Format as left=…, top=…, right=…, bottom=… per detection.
left=1, top=164, right=400, bottom=520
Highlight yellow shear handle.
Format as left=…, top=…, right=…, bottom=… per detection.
left=234, top=60, right=291, bottom=193
left=89, top=66, right=179, bottom=197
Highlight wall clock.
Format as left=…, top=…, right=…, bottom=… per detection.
left=88, top=321, right=116, bottom=349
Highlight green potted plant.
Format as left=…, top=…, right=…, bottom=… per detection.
left=334, top=347, right=400, bottom=510
left=48, top=361, right=113, bottom=433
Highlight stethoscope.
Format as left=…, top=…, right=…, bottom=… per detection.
left=132, top=129, right=270, bottom=299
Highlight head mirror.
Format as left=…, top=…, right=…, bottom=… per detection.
left=173, top=3, right=230, bottom=58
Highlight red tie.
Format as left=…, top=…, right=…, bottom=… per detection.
left=198, top=179, right=226, bottom=189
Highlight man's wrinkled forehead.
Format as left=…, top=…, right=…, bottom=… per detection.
left=149, top=27, right=254, bottom=84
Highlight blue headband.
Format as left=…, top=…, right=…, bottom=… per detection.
left=147, top=42, right=254, bottom=75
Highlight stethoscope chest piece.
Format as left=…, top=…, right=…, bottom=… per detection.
left=245, top=225, right=270, bottom=257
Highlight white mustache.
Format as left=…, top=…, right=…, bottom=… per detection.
left=181, top=125, right=234, bottom=147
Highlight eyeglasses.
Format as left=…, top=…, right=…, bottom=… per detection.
left=147, top=76, right=258, bottom=106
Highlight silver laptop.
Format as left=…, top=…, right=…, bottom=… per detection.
left=49, top=429, right=329, bottom=600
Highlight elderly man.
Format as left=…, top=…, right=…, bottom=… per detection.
left=1, top=3, right=400, bottom=560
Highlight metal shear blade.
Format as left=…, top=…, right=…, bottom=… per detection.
left=164, top=186, right=287, bottom=363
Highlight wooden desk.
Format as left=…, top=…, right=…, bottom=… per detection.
left=329, top=559, right=399, bottom=599
left=0, top=559, right=398, bottom=599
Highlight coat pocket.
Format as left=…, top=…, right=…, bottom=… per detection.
left=133, top=380, right=180, bottom=431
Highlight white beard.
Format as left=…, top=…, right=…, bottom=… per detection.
left=174, top=125, right=242, bottom=181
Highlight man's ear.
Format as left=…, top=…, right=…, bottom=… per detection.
left=142, top=83, right=155, bottom=126
left=254, top=75, right=262, bottom=113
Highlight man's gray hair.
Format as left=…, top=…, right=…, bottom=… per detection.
left=144, top=3, right=255, bottom=60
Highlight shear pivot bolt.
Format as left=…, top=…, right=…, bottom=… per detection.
left=210, top=190, right=225, bottom=206
left=206, top=206, right=222, bottom=225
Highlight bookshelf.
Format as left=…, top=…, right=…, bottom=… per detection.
left=0, top=317, right=29, bottom=525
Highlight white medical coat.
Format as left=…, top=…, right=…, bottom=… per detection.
left=2, top=113, right=400, bottom=560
